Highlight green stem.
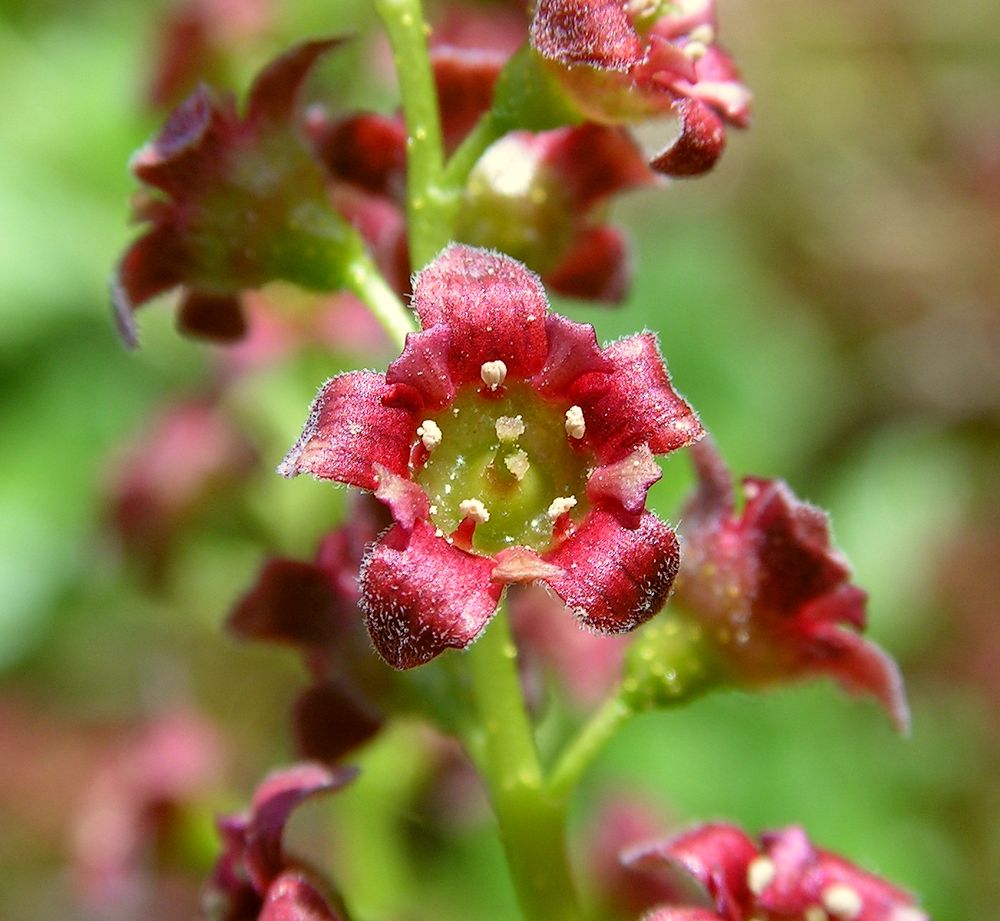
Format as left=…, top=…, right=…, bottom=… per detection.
left=465, top=608, right=582, bottom=921
left=441, top=111, right=504, bottom=190
left=345, top=253, right=417, bottom=350
left=372, top=0, right=449, bottom=268
left=546, top=695, right=633, bottom=803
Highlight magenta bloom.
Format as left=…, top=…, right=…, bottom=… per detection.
left=530, top=0, right=751, bottom=175
left=114, top=39, right=354, bottom=346
left=625, top=823, right=928, bottom=921
left=673, top=439, right=909, bottom=731
left=280, top=245, right=703, bottom=668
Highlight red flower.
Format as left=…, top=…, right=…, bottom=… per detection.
left=529, top=0, right=751, bottom=176
left=205, top=763, right=354, bottom=921
left=673, top=439, right=909, bottom=731
left=624, top=823, right=928, bottom=921
left=280, top=245, right=703, bottom=668
left=114, top=39, right=356, bottom=347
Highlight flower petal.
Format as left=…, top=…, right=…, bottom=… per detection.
left=530, top=0, right=645, bottom=71
left=587, top=445, right=663, bottom=516
left=384, top=325, right=457, bottom=410
left=649, top=98, right=727, bottom=177
left=177, top=290, right=247, bottom=342
left=543, top=509, right=680, bottom=633
left=432, top=44, right=508, bottom=153
left=572, top=332, right=703, bottom=463
left=259, top=870, right=346, bottom=921
left=293, top=680, right=383, bottom=765
left=247, top=38, right=343, bottom=127
left=278, top=372, right=416, bottom=489
left=373, top=464, right=430, bottom=531
left=359, top=521, right=503, bottom=668
left=410, top=245, right=550, bottom=383
left=530, top=313, right=614, bottom=398
left=311, top=111, right=407, bottom=196
left=545, top=226, right=633, bottom=305
left=493, top=547, right=566, bottom=584
left=682, top=437, right=735, bottom=529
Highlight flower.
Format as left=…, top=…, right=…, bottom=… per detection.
left=624, top=823, right=928, bottom=921
left=113, top=39, right=359, bottom=347
left=203, top=763, right=354, bottom=921
left=529, top=0, right=751, bottom=176
left=279, top=244, right=703, bottom=668
left=672, top=438, right=909, bottom=731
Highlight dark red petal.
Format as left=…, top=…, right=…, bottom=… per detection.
left=540, top=124, right=654, bottom=210
left=432, top=45, right=507, bottom=152
left=259, top=871, right=346, bottom=921
left=626, top=822, right=757, bottom=918
left=410, top=245, right=550, bottom=383
left=649, top=98, right=726, bottom=177
left=359, top=521, right=503, bottom=668
left=530, top=0, right=645, bottom=71
left=543, top=509, right=680, bottom=633
left=293, top=680, right=383, bottom=765
left=587, top=445, right=662, bottom=516
left=373, top=464, right=430, bottom=531
left=384, top=325, right=457, bottom=410
left=278, top=372, right=416, bottom=489
left=247, top=38, right=343, bottom=127
left=311, top=111, right=407, bottom=196
left=683, top=437, right=735, bottom=529
left=246, top=763, right=355, bottom=891
left=573, top=333, right=703, bottom=463
left=177, top=290, right=247, bottom=341
left=545, top=225, right=632, bottom=304
left=530, top=313, right=614, bottom=398
left=802, top=623, right=911, bottom=734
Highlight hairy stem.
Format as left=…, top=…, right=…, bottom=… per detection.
left=465, top=609, right=582, bottom=921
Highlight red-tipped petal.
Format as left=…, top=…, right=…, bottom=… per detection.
left=246, top=763, right=355, bottom=891
left=259, top=871, right=346, bottom=921
left=177, top=290, right=247, bottom=341
left=410, top=245, right=550, bottom=383
left=573, top=332, right=703, bottom=463
left=546, top=225, right=633, bottom=305
left=278, top=372, right=416, bottom=489
left=530, top=0, right=645, bottom=71
left=530, top=313, right=614, bottom=398
left=385, top=325, right=457, bottom=410
left=373, top=464, right=429, bottom=531
left=359, top=521, right=503, bottom=668
left=588, top=445, right=662, bottom=516
left=649, top=98, right=726, bottom=177
left=543, top=509, right=680, bottom=633
left=803, top=624, right=911, bottom=734
left=293, top=680, right=383, bottom=765
left=247, top=38, right=343, bottom=127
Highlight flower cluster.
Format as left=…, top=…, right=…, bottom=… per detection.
left=280, top=244, right=703, bottom=667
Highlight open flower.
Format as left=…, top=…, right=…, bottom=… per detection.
left=672, top=438, right=909, bottom=731
left=114, top=39, right=359, bottom=347
left=280, top=245, right=702, bottom=668
left=529, top=0, right=751, bottom=175
left=624, top=823, right=928, bottom=921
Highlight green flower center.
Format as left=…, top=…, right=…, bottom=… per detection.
left=414, top=381, right=592, bottom=554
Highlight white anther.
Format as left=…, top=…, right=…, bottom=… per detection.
left=688, top=23, right=715, bottom=45
left=495, top=415, right=525, bottom=442
left=565, top=405, right=586, bottom=439
left=417, top=419, right=442, bottom=451
left=547, top=495, right=577, bottom=520
left=480, top=360, right=507, bottom=390
left=504, top=450, right=530, bottom=481
left=746, top=856, right=776, bottom=896
left=459, top=498, right=490, bottom=524
left=684, top=40, right=708, bottom=60
left=822, top=884, right=863, bottom=920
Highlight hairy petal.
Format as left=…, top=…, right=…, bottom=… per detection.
left=278, top=372, right=416, bottom=488
left=410, top=244, right=550, bottom=383
left=360, top=522, right=503, bottom=668
left=373, top=464, right=430, bottom=531
left=259, top=871, right=346, bottom=921
left=530, top=313, right=614, bottom=398
left=385, top=325, right=457, bottom=411
left=531, top=0, right=645, bottom=71
left=649, top=98, right=726, bottom=177
left=587, top=445, right=663, bottom=516
left=573, top=333, right=703, bottom=462
left=543, top=509, right=680, bottom=632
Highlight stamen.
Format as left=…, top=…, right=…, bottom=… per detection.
left=688, top=23, right=715, bottom=45
left=683, top=40, right=708, bottom=60
left=459, top=498, right=490, bottom=524
left=565, top=405, right=586, bottom=439
left=480, top=360, right=507, bottom=391
left=504, top=450, right=530, bottom=481
left=746, top=856, right=776, bottom=896
left=417, top=419, right=442, bottom=451
left=822, top=885, right=863, bottom=920
left=495, top=415, right=525, bottom=442
left=547, top=495, right=577, bottom=520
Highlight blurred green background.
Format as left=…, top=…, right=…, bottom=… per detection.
left=1, top=0, right=998, bottom=919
